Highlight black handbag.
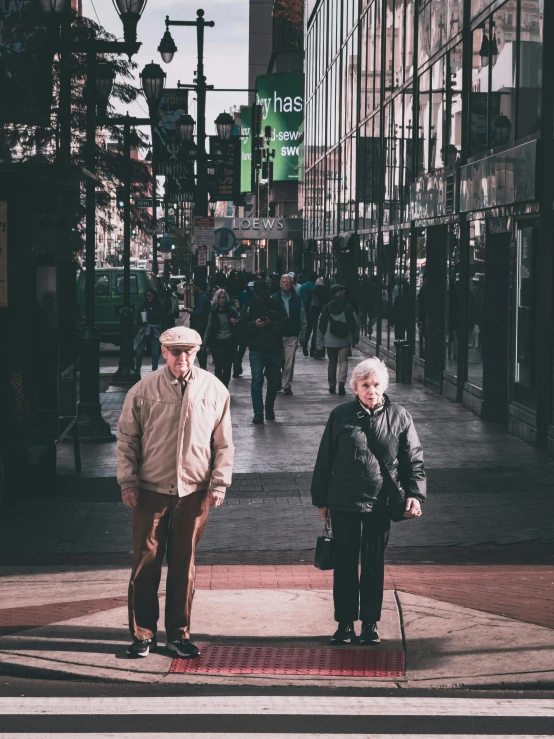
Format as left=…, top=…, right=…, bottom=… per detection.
left=314, top=523, right=336, bottom=569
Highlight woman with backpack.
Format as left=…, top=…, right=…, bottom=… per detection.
left=203, top=289, right=240, bottom=388
left=316, top=284, right=360, bottom=395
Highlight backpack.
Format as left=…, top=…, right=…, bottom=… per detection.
left=328, top=313, right=350, bottom=338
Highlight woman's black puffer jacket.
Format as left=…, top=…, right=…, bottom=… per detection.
left=311, top=396, right=426, bottom=513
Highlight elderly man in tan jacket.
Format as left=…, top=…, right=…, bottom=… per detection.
left=117, top=326, right=234, bottom=659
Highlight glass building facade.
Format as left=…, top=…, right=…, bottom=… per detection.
left=304, top=0, right=554, bottom=452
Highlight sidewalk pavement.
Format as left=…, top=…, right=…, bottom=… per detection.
left=1, top=347, right=553, bottom=688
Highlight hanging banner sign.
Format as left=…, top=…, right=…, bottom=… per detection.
left=240, top=106, right=253, bottom=193
left=255, top=71, right=304, bottom=182
left=209, top=135, right=241, bottom=202
left=152, top=89, right=189, bottom=176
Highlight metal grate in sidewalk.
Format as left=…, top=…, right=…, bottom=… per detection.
left=169, top=646, right=405, bottom=677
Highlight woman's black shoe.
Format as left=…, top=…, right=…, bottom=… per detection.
left=330, top=622, right=356, bottom=645
left=338, top=383, right=346, bottom=395
left=329, top=385, right=336, bottom=394
left=359, top=622, right=380, bottom=644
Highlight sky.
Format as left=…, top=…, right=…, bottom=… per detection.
left=83, top=0, right=249, bottom=144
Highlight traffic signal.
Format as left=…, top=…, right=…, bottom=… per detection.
left=116, top=186, right=125, bottom=210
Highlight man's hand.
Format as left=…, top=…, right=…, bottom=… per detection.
left=318, top=506, right=330, bottom=524
left=122, top=487, right=139, bottom=509
left=208, top=489, right=226, bottom=508
left=404, top=497, right=422, bottom=519
left=229, top=317, right=238, bottom=325
left=255, top=318, right=270, bottom=328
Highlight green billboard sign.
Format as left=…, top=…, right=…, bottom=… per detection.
left=256, top=71, right=303, bottom=182
left=240, top=106, right=253, bottom=193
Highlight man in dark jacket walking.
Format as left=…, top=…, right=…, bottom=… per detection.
left=240, top=279, right=287, bottom=423
left=271, top=274, right=306, bottom=396
left=183, top=280, right=211, bottom=369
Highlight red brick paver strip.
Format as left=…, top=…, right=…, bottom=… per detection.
left=169, top=645, right=405, bottom=677
left=387, top=565, right=554, bottom=629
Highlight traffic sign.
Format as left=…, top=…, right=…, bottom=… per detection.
left=134, top=198, right=161, bottom=208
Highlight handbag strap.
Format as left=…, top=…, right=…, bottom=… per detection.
left=356, top=403, right=399, bottom=491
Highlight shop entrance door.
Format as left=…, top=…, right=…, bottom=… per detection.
left=481, top=232, right=511, bottom=420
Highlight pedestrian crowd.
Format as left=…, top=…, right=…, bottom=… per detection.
left=118, top=268, right=426, bottom=660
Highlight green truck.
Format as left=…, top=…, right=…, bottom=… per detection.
left=77, top=268, right=174, bottom=345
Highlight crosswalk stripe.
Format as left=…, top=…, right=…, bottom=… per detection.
left=0, top=696, right=552, bottom=716
left=0, top=735, right=552, bottom=739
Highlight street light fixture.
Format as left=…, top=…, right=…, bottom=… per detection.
left=112, top=0, right=148, bottom=46
left=177, top=113, right=196, bottom=142
left=215, top=111, right=234, bottom=141
left=140, top=61, right=166, bottom=112
left=158, top=25, right=178, bottom=64
left=95, top=63, right=116, bottom=106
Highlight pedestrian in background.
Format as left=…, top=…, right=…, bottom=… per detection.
left=134, top=288, right=165, bottom=373
left=183, top=280, right=211, bottom=369
left=317, top=284, right=360, bottom=395
left=118, top=326, right=234, bottom=659
left=240, top=279, right=287, bottom=424
left=305, top=277, right=329, bottom=357
left=311, top=357, right=425, bottom=646
left=271, top=274, right=306, bottom=396
left=203, top=289, right=240, bottom=388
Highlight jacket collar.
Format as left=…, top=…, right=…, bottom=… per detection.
left=164, top=365, right=195, bottom=387
left=356, top=394, right=390, bottom=418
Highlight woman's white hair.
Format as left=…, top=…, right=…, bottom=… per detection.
left=350, top=357, right=389, bottom=394
left=212, top=288, right=231, bottom=308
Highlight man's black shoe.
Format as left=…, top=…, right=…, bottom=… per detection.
left=329, top=385, right=336, bottom=394
left=166, top=638, right=200, bottom=658
left=330, top=623, right=356, bottom=645
left=338, top=383, right=346, bottom=396
left=302, top=344, right=309, bottom=357
left=232, top=371, right=240, bottom=379
left=127, top=637, right=157, bottom=658
left=265, top=408, right=275, bottom=420
left=253, top=414, right=264, bottom=424
left=283, top=387, right=293, bottom=396
left=359, top=622, right=380, bottom=644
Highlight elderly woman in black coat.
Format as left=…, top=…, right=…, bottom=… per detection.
left=311, top=357, right=426, bottom=646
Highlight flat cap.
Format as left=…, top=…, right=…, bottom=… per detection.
left=159, top=326, right=202, bottom=347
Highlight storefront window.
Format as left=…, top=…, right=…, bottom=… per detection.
left=418, top=0, right=431, bottom=68
left=430, top=56, right=445, bottom=172
left=489, top=1, right=517, bottom=148
left=470, top=25, right=489, bottom=156
left=418, top=70, right=430, bottom=175
left=517, top=0, right=543, bottom=139
left=444, top=226, right=460, bottom=377
left=415, top=229, right=426, bottom=358
left=468, top=220, right=486, bottom=388
left=514, top=225, right=536, bottom=405
left=448, top=44, right=463, bottom=164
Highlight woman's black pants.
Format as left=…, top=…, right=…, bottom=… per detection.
left=330, top=510, right=390, bottom=624
left=211, top=338, right=237, bottom=387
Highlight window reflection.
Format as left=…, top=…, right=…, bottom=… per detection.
left=517, top=0, right=543, bottom=139
left=468, top=220, right=486, bottom=388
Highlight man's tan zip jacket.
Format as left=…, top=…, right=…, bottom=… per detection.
left=117, top=365, right=234, bottom=496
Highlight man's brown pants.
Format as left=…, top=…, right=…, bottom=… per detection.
left=128, top=489, right=209, bottom=642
